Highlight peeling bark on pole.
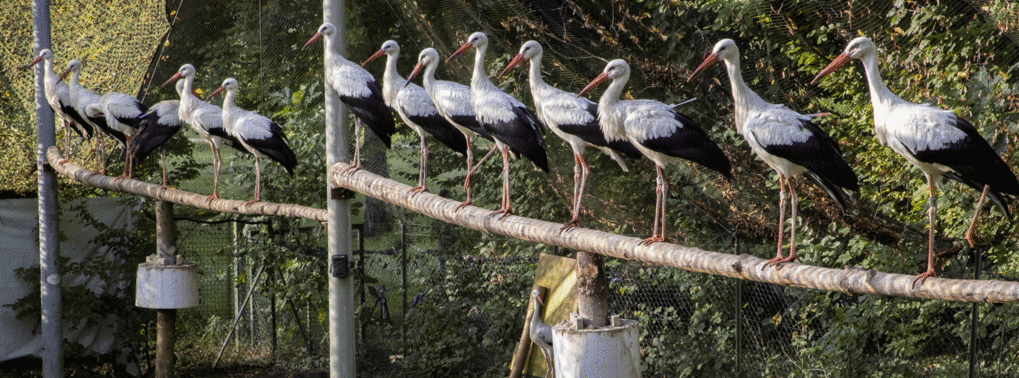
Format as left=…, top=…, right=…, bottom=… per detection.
left=330, top=162, right=1019, bottom=303
left=576, top=252, right=608, bottom=327
left=47, top=146, right=327, bottom=222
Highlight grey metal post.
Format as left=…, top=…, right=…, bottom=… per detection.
left=155, top=202, right=177, bottom=378
left=33, top=0, right=62, bottom=376
left=324, top=0, right=355, bottom=376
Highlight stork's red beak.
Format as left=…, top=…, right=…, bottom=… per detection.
left=811, top=52, right=852, bottom=85
left=192, top=90, right=203, bottom=100
left=27, top=55, right=45, bottom=68
left=362, top=49, right=386, bottom=67
left=535, top=295, right=544, bottom=307
left=206, top=86, right=226, bottom=100
left=57, top=67, right=71, bottom=83
left=446, top=42, right=472, bottom=63
left=579, top=72, right=609, bottom=96
left=405, top=62, right=424, bottom=88
left=161, top=72, right=183, bottom=88
left=688, top=53, right=719, bottom=82
left=498, top=53, right=526, bottom=79
left=302, top=33, right=323, bottom=51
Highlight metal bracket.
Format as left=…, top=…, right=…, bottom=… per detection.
left=330, top=254, right=354, bottom=278
left=330, top=186, right=356, bottom=200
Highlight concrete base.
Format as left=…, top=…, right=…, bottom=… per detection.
left=552, top=316, right=640, bottom=378
left=136, top=256, right=198, bottom=309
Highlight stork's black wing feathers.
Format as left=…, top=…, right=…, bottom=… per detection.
left=483, top=106, right=549, bottom=172
left=129, top=112, right=183, bottom=163
left=755, top=119, right=860, bottom=192
left=407, top=113, right=468, bottom=155
left=639, top=111, right=732, bottom=178
left=241, top=121, right=297, bottom=176
left=60, top=104, right=94, bottom=139
left=340, top=79, right=395, bottom=148
left=449, top=114, right=492, bottom=141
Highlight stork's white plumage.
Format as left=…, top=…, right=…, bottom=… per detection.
left=500, top=41, right=642, bottom=230
left=61, top=59, right=126, bottom=174
left=812, top=37, right=1019, bottom=285
left=304, top=23, right=395, bottom=172
left=363, top=41, right=467, bottom=195
left=447, top=32, right=549, bottom=218
left=406, top=48, right=494, bottom=208
left=162, top=64, right=248, bottom=200
left=529, top=289, right=555, bottom=378
left=689, top=39, right=859, bottom=265
left=28, top=49, right=93, bottom=163
left=85, top=91, right=148, bottom=178
left=208, top=78, right=297, bottom=204
left=580, top=59, right=732, bottom=245
left=129, top=93, right=183, bottom=188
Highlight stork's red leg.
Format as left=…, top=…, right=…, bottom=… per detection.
left=766, top=175, right=790, bottom=266
left=640, top=165, right=668, bottom=245
left=772, top=179, right=800, bottom=265
left=965, top=185, right=991, bottom=248
left=459, top=144, right=498, bottom=211
left=913, top=174, right=939, bottom=287
left=206, top=141, right=222, bottom=203
left=117, top=136, right=133, bottom=178
left=409, top=134, right=428, bottom=195
left=60, top=121, right=72, bottom=164
left=345, top=119, right=363, bottom=174
left=492, top=146, right=513, bottom=219
left=560, top=153, right=585, bottom=232
left=246, top=155, right=262, bottom=205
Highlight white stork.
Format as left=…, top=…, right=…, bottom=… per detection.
left=208, top=78, right=297, bottom=204
left=580, top=59, right=732, bottom=245
left=500, top=41, right=643, bottom=231
left=129, top=81, right=184, bottom=188
left=362, top=40, right=467, bottom=195
left=406, top=47, right=494, bottom=209
left=61, top=60, right=126, bottom=174
left=303, top=23, right=396, bottom=172
left=447, top=32, right=549, bottom=218
left=688, top=39, right=859, bottom=265
left=85, top=91, right=148, bottom=178
left=162, top=64, right=249, bottom=201
left=28, top=49, right=93, bottom=163
left=812, top=37, right=1019, bottom=285
left=529, top=289, right=555, bottom=378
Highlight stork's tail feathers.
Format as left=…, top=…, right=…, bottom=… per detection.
left=943, top=172, right=1012, bottom=217
left=804, top=171, right=854, bottom=216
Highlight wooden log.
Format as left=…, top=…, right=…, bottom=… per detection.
left=47, top=146, right=327, bottom=222
left=329, top=161, right=1019, bottom=303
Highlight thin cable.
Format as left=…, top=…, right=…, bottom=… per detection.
left=141, top=0, right=186, bottom=103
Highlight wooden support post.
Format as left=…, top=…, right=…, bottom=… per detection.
left=577, top=251, right=608, bottom=327
left=155, top=201, right=176, bottom=378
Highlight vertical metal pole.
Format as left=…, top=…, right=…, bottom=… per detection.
left=401, top=222, right=407, bottom=353
left=324, top=0, right=354, bottom=376
left=33, top=1, right=61, bottom=376
left=155, top=202, right=177, bottom=378
left=969, top=247, right=981, bottom=378
left=735, top=238, right=743, bottom=378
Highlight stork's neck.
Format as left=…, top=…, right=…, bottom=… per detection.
left=422, top=62, right=438, bottom=96
left=382, top=53, right=406, bottom=107
left=859, top=53, right=905, bottom=114
left=470, top=44, right=491, bottom=90
left=723, top=56, right=767, bottom=133
left=597, top=73, right=629, bottom=138
left=527, top=54, right=547, bottom=93
left=598, top=74, right=626, bottom=113
left=221, top=89, right=238, bottom=133
left=43, top=59, right=56, bottom=83
left=70, top=69, right=81, bottom=87
left=531, top=299, right=542, bottom=323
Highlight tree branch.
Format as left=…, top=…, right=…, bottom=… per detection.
left=330, top=161, right=1019, bottom=303
left=47, top=146, right=327, bottom=222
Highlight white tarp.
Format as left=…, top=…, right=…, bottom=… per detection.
left=0, top=197, right=134, bottom=362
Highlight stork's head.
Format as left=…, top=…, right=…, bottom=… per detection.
left=363, top=40, right=399, bottom=67
left=447, top=31, right=487, bottom=63
left=207, top=77, right=239, bottom=100
left=84, top=103, right=103, bottom=118
left=812, top=37, right=875, bottom=85
left=498, top=40, right=542, bottom=78
left=406, top=48, right=440, bottom=88
left=58, top=60, right=81, bottom=83
left=303, top=23, right=335, bottom=51
left=531, top=289, right=544, bottom=307
left=28, top=49, right=53, bottom=68
left=579, top=59, right=629, bottom=96
left=689, top=39, right=740, bottom=83
left=162, top=64, right=195, bottom=88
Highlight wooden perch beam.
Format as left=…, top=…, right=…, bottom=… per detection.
left=47, top=146, right=327, bottom=222
left=330, top=161, right=1019, bottom=303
